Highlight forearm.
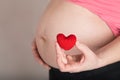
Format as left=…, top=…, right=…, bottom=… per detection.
left=96, top=36, right=120, bottom=67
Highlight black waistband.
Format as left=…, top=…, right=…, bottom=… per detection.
left=49, top=61, right=120, bottom=80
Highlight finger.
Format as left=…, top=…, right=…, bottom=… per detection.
left=32, top=40, right=42, bottom=62
left=44, top=65, right=51, bottom=70
left=32, top=43, right=51, bottom=69
left=32, top=38, right=36, bottom=49
left=66, top=55, right=75, bottom=64
left=59, top=62, right=79, bottom=72
left=56, top=43, right=67, bottom=64
left=32, top=39, right=51, bottom=69
left=56, top=52, right=66, bottom=71
left=32, top=45, right=44, bottom=65
left=55, top=43, right=75, bottom=72
left=57, top=54, right=79, bottom=72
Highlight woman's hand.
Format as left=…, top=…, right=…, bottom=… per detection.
left=55, top=41, right=101, bottom=73
left=32, top=38, right=51, bottom=70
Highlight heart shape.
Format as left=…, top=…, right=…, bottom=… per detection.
left=57, top=33, right=76, bottom=50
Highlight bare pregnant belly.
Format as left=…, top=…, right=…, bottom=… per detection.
left=35, top=0, right=114, bottom=68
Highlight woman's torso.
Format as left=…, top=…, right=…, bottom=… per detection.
left=35, top=0, right=115, bottom=68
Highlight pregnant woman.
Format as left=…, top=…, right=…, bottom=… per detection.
left=32, top=0, right=120, bottom=80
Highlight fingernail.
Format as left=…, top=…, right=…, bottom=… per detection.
left=39, top=61, right=44, bottom=65
left=62, top=57, right=67, bottom=64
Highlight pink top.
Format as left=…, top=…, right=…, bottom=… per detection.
left=67, top=0, right=120, bottom=37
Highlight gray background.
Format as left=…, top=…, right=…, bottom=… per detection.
left=0, top=0, right=49, bottom=80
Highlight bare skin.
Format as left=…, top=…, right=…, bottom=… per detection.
left=33, top=0, right=114, bottom=69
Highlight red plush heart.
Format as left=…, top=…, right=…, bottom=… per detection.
left=57, top=33, right=76, bottom=50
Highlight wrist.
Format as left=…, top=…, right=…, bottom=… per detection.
left=95, top=49, right=109, bottom=68
left=95, top=48, right=117, bottom=69
left=97, top=56, right=107, bottom=68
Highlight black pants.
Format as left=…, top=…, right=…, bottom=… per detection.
left=49, top=61, right=120, bottom=80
